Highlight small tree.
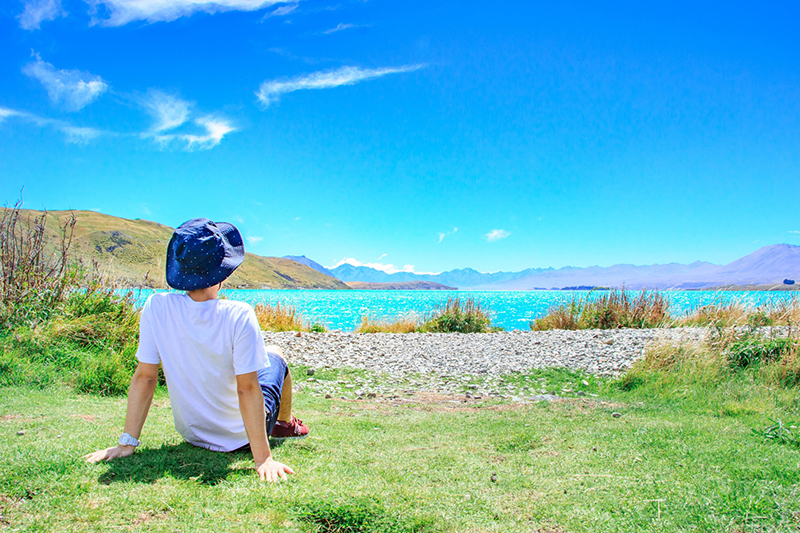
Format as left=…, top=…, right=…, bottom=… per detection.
left=0, top=197, right=76, bottom=328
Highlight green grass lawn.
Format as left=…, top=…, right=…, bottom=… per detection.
left=1, top=366, right=800, bottom=533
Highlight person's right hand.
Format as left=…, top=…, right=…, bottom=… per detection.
left=255, top=458, right=295, bottom=482
left=83, top=445, right=136, bottom=463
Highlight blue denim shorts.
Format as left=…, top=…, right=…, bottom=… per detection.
left=257, top=351, right=288, bottom=436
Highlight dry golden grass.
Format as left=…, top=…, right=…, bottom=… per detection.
left=675, top=296, right=800, bottom=329
left=533, top=291, right=800, bottom=332
left=355, top=297, right=495, bottom=334
left=623, top=326, right=800, bottom=391
left=745, top=337, right=800, bottom=387
left=674, top=302, right=747, bottom=327
left=253, top=302, right=309, bottom=332
left=354, top=315, right=420, bottom=333
left=629, top=341, right=729, bottom=382
left=531, top=289, right=670, bottom=331
left=420, top=296, right=494, bottom=333
left=777, top=342, right=800, bottom=386
left=769, top=296, right=800, bottom=325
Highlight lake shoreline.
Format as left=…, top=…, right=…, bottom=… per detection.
left=126, top=288, right=798, bottom=331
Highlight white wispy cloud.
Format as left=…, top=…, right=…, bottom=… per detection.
left=438, top=227, right=458, bottom=243
left=139, top=91, right=235, bottom=150
left=150, top=115, right=235, bottom=151
left=3, top=93, right=230, bottom=150
left=485, top=229, right=510, bottom=242
left=140, top=90, right=191, bottom=131
left=0, top=107, right=24, bottom=121
left=322, top=22, right=356, bottom=34
left=262, top=2, right=297, bottom=19
left=790, top=231, right=800, bottom=234
left=18, top=0, right=66, bottom=30
left=327, top=257, right=438, bottom=276
left=256, top=64, right=425, bottom=107
left=61, top=125, right=104, bottom=143
left=246, top=236, right=263, bottom=244
left=0, top=105, right=104, bottom=143
left=88, top=0, right=288, bottom=26
left=22, top=55, right=108, bottom=111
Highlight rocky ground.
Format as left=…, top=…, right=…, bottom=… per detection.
left=264, top=327, right=709, bottom=376
left=262, top=328, right=712, bottom=402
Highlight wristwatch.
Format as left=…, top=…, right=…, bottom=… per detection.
left=119, top=432, right=140, bottom=447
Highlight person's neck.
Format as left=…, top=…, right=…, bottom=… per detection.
left=186, top=284, right=221, bottom=302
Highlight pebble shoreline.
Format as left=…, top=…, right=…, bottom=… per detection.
left=263, top=328, right=710, bottom=377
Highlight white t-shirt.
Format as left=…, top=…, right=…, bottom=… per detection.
left=136, top=293, right=269, bottom=452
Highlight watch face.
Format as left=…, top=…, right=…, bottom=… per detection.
left=119, top=434, right=139, bottom=446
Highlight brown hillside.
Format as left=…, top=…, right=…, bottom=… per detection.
left=7, top=208, right=349, bottom=290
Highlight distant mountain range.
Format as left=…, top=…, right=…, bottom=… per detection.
left=282, top=255, right=336, bottom=278
left=321, top=244, right=800, bottom=290
left=344, top=281, right=457, bottom=290
left=13, top=206, right=798, bottom=291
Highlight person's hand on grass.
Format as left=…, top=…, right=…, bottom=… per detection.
left=83, top=445, right=136, bottom=463
left=255, top=458, right=294, bottom=482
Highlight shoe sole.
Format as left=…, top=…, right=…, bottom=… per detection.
left=270, top=433, right=309, bottom=441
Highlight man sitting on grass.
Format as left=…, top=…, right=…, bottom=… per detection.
left=85, top=218, right=308, bottom=482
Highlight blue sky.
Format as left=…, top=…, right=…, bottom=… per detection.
left=1, top=1, right=799, bottom=274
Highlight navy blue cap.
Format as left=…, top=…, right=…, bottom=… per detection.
left=165, top=218, right=245, bottom=291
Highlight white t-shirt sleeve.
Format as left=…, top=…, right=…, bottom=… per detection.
left=135, top=296, right=161, bottom=365
left=232, top=307, right=269, bottom=375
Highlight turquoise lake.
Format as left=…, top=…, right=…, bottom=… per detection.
left=130, top=289, right=796, bottom=331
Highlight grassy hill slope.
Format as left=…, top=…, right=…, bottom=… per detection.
left=10, top=208, right=348, bottom=290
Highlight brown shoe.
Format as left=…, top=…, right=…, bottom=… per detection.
left=270, top=416, right=309, bottom=439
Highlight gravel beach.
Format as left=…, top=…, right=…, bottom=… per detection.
left=263, top=327, right=710, bottom=377
left=264, top=326, right=793, bottom=401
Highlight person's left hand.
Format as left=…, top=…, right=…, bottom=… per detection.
left=83, top=445, right=136, bottom=463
